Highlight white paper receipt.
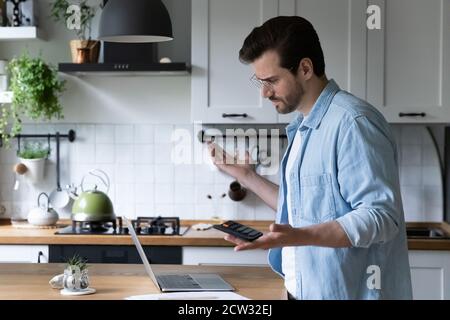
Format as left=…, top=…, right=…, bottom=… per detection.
left=125, top=291, right=249, bottom=300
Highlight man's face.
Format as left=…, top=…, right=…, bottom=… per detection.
left=252, top=50, right=304, bottom=114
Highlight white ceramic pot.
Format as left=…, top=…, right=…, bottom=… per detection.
left=19, top=157, right=46, bottom=184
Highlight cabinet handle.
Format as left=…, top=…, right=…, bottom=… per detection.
left=222, top=113, right=248, bottom=118
left=37, top=251, right=44, bottom=263
left=399, top=112, right=426, bottom=118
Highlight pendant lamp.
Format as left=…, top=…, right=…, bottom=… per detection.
left=98, top=0, right=173, bottom=43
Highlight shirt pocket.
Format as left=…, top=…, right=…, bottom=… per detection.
left=300, top=173, right=336, bottom=223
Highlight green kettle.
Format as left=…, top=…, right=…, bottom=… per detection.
left=71, top=169, right=115, bottom=222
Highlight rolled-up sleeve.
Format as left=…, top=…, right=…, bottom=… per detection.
left=335, top=115, right=401, bottom=248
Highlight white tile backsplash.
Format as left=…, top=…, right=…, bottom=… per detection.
left=134, top=125, right=154, bottom=144
left=115, top=125, right=134, bottom=144
left=174, top=164, right=194, bottom=184
left=0, top=123, right=444, bottom=222
left=421, top=166, right=442, bottom=187
left=155, top=204, right=175, bottom=216
left=154, top=125, right=175, bottom=144
left=76, top=144, right=96, bottom=164
left=115, top=144, right=134, bottom=164
left=154, top=144, right=173, bottom=164
left=136, top=203, right=155, bottom=216
left=401, top=125, right=423, bottom=145
left=423, top=145, right=441, bottom=166
left=134, top=184, right=154, bottom=204
left=174, top=204, right=195, bottom=220
left=95, top=144, right=115, bottom=164
left=399, top=166, right=422, bottom=186
left=115, top=164, right=134, bottom=184
left=0, top=142, right=18, bottom=164
left=95, top=125, right=115, bottom=144
left=76, top=125, right=96, bottom=143
left=134, top=145, right=154, bottom=164
left=401, top=144, right=422, bottom=166
left=116, top=184, right=135, bottom=206
left=194, top=204, right=216, bottom=220
left=154, top=184, right=174, bottom=204
left=174, top=184, right=195, bottom=204
left=134, top=165, right=155, bottom=184
left=154, top=164, right=174, bottom=184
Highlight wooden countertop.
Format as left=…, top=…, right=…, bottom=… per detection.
left=0, top=219, right=271, bottom=246
left=1, top=219, right=450, bottom=250
left=0, top=263, right=285, bottom=300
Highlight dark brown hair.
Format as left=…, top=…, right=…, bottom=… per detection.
left=239, top=16, right=325, bottom=77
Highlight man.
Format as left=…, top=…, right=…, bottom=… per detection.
left=208, top=16, right=412, bottom=299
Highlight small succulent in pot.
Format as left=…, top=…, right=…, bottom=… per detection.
left=63, top=254, right=90, bottom=291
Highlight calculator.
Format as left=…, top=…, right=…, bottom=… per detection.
left=213, top=220, right=263, bottom=242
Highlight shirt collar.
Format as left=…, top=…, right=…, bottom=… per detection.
left=285, top=79, right=340, bottom=138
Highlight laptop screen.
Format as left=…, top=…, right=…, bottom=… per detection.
left=123, top=217, right=161, bottom=290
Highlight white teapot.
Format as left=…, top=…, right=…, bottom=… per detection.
left=28, top=192, right=59, bottom=226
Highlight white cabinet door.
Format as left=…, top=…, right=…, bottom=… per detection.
left=409, top=250, right=450, bottom=300
left=278, top=0, right=368, bottom=124
left=367, top=0, right=450, bottom=123
left=183, top=247, right=268, bottom=266
left=191, top=0, right=279, bottom=123
left=0, top=245, right=49, bottom=263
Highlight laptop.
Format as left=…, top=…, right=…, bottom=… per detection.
left=124, top=217, right=235, bottom=292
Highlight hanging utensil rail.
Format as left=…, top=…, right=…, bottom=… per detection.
left=0, top=130, right=76, bottom=149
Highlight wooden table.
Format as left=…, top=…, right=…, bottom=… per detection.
left=0, top=263, right=285, bottom=300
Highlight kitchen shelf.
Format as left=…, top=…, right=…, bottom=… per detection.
left=58, top=62, right=191, bottom=77
left=0, top=91, right=12, bottom=103
left=0, top=27, right=43, bottom=41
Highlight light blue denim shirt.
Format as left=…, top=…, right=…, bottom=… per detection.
left=268, top=79, right=413, bottom=300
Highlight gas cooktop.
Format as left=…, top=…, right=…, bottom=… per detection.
left=55, top=216, right=189, bottom=236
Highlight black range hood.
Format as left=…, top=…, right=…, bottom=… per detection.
left=58, top=62, right=189, bottom=76
left=59, top=42, right=190, bottom=76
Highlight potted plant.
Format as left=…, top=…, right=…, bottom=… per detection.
left=63, top=254, right=90, bottom=291
left=16, top=141, right=51, bottom=184
left=0, top=53, right=65, bottom=147
left=50, top=0, right=101, bottom=63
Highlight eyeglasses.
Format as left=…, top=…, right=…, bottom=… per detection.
left=250, top=74, right=276, bottom=91
left=250, top=67, right=295, bottom=91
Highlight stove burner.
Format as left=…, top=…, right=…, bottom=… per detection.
left=71, top=219, right=117, bottom=234
left=136, top=216, right=180, bottom=235
left=56, top=216, right=187, bottom=236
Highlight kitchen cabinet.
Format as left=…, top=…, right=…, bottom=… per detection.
left=48, top=245, right=182, bottom=264
left=192, top=0, right=450, bottom=125
left=0, top=245, right=48, bottom=263
left=366, top=0, right=450, bottom=123
left=191, top=0, right=367, bottom=124
left=182, top=247, right=268, bottom=266
left=409, top=250, right=450, bottom=299
left=277, top=0, right=368, bottom=124
left=191, top=0, right=280, bottom=123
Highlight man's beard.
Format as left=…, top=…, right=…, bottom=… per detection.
left=270, top=85, right=303, bottom=115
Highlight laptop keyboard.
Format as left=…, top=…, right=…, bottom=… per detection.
left=157, top=275, right=202, bottom=289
